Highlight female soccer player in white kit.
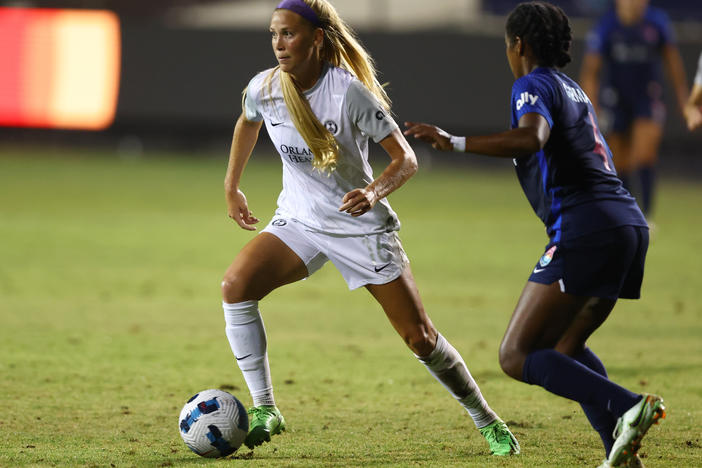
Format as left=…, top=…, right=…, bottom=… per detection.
left=221, top=0, right=519, bottom=455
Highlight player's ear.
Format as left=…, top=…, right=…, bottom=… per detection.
left=515, top=36, right=526, bottom=56
left=313, top=27, right=324, bottom=49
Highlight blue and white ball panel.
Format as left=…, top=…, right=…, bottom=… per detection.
left=178, top=389, right=248, bottom=458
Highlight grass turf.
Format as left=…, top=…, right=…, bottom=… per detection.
left=0, top=148, right=700, bottom=467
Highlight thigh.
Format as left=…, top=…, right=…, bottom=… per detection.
left=326, top=231, right=409, bottom=290
left=500, top=281, right=616, bottom=375
left=222, top=232, right=309, bottom=302
left=502, top=281, right=588, bottom=355
left=606, top=131, right=633, bottom=172
left=365, top=266, right=436, bottom=356
left=629, top=118, right=663, bottom=165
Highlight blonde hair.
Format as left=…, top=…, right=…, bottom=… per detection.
left=253, top=0, right=391, bottom=171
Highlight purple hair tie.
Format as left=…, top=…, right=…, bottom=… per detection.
left=276, top=0, right=321, bottom=27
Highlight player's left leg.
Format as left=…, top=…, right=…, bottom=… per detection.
left=498, top=282, right=642, bottom=418
left=499, top=282, right=664, bottom=465
left=365, top=268, right=519, bottom=456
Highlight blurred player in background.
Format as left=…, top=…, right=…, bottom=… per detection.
left=405, top=2, right=664, bottom=467
left=579, top=0, right=690, bottom=223
left=684, top=51, right=702, bottom=130
left=220, top=0, right=518, bottom=456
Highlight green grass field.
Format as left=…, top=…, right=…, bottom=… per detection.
left=1, top=148, right=701, bottom=467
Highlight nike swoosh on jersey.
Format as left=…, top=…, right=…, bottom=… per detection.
left=271, top=121, right=284, bottom=126
left=533, top=267, right=546, bottom=274
left=374, top=263, right=391, bottom=272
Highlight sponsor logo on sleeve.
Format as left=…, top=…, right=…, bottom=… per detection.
left=516, top=91, right=539, bottom=111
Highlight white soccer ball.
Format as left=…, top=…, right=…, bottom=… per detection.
left=178, top=389, right=249, bottom=458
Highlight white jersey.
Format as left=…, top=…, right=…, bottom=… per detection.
left=243, top=64, right=401, bottom=235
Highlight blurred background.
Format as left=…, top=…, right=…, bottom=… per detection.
left=1, top=0, right=701, bottom=172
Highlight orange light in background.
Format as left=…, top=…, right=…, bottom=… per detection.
left=0, top=8, right=121, bottom=130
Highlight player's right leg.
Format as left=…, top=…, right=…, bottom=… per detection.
left=221, top=231, right=310, bottom=449
left=606, top=131, right=634, bottom=191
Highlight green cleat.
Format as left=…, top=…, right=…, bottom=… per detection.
left=478, top=419, right=520, bottom=456
left=244, top=405, right=286, bottom=450
left=607, top=394, right=665, bottom=467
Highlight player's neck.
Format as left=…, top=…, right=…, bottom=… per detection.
left=290, top=59, right=324, bottom=91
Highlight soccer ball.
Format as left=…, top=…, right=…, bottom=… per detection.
left=178, top=389, right=249, bottom=458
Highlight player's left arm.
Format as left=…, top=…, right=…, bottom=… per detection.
left=403, top=113, right=550, bottom=158
left=685, top=82, right=702, bottom=131
left=339, top=129, right=417, bottom=217
left=661, top=44, right=690, bottom=117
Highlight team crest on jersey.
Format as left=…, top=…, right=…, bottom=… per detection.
left=324, top=120, right=339, bottom=135
left=539, top=245, right=557, bottom=267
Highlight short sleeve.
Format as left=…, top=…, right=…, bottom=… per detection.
left=585, top=13, right=613, bottom=55
left=650, top=8, right=675, bottom=45
left=695, top=52, right=702, bottom=86
left=243, top=80, right=263, bottom=122
left=344, top=80, right=398, bottom=143
left=511, top=76, right=554, bottom=129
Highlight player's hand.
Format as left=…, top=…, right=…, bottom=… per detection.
left=226, top=189, right=260, bottom=231
left=339, top=187, right=378, bottom=217
left=403, top=121, right=453, bottom=151
left=684, top=104, right=702, bottom=131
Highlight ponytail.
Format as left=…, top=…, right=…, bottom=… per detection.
left=263, top=0, right=390, bottom=171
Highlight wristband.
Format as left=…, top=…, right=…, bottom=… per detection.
left=449, top=135, right=466, bottom=153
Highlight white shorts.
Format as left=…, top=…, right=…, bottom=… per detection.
left=261, top=215, right=409, bottom=290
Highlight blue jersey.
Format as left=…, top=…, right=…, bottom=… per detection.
left=510, top=68, right=647, bottom=242
left=586, top=7, right=674, bottom=98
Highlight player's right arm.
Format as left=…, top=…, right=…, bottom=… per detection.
left=224, top=114, right=263, bottom=231
left=404, top=114, right=549, bottom=158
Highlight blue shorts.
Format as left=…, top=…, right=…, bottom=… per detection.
left=528, top=226, right=649, bottom=300
left=600, top=84, right=665, bottom=133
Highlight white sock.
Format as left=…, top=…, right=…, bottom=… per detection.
left=223, top=300, right=275, bottom=407
left=416, top=333, right=498, bottom=428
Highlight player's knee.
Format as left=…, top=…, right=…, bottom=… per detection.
left=221, top=272, right=254, bottom=303
left=498, top=341, right=524, bottom=381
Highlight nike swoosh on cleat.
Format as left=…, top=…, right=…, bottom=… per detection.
left=235, top=354, right=252, bottom=361
left=374, top=263, right=391, bottom=272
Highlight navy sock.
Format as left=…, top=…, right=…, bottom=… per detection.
left=638, top=166, right=655, bottom=217
left=573, top=348, right=617, bottom=456
left=522, top=349, right=640, bottom=418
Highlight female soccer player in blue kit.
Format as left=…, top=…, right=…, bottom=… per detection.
left=405, top=2, right=665, bottom=467
left=221, top=0, right=518, bottom=456
left=579, top=0, right=690, bottom=222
